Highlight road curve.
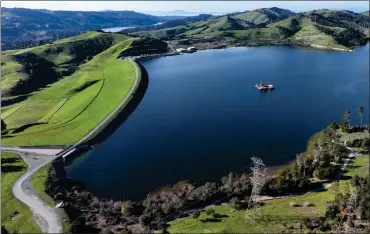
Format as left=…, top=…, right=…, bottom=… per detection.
left=8, top=151, right=62, bottom=233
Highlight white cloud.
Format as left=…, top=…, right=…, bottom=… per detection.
left=2, top=1, right=368, bottom=13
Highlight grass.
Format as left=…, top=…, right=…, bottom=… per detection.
left=344, top=155, right=369, bottom=178
left=165, top=150, right=369, bottom=233
left=31, top=162, right=72, bottom=232
left=31, top=163, right=56, bottom=206
left=1, top=32, right=141, bottom=146
left=338, top=129, right=369, bottom=142
left=233, top=11, right=269, bottom=25
left=1, top=152, right=41, bottom=233
left=293, top=17, right=348, bottom=50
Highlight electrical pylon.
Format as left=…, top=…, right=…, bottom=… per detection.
left=245, top=156, right=266, bottom=223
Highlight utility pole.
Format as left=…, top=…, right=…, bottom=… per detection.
left=245, top=156, right=266, bottom=223
left=347, top=189, right=358, bottom=233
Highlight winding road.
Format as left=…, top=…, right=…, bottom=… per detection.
left=7, top=151, right=62, bottom=233
left=2, top=60, right=140, bottom=233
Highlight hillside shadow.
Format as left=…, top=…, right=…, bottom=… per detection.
left=12, top=122, right=47, bottom=134
left=1, top=165, right=26, bottom=173
left=1, top=157, right=21, bottom=164
left=200, top=218, right=222, bottom=223
left=1, top=95, right=30, bottom=107
left=213, top=213, right=229, bottom=218
left=83, top=62, right=149, bottom=146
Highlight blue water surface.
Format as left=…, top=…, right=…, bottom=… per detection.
left=67, top=45, right=369, bottom=200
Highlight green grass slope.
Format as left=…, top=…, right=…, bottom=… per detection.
left=133, top=8, right=368, bottom=51
left=230, top=7, right=296, bottom=25
left=1, top=31, right=166, bottom=146
left=134, top=16, right=247, bottom=39
left=1, top=31, right=130, bottom=97
left=360, top=11, right=369, bottom=16
left=1, top=152, right=41, bottom=233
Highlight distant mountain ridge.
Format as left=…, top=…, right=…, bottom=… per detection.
left=131, top=7, right=369, bottom=51
left=1, top=7, right=179, bottom=49
left=2, top=7, right=369, bottom=51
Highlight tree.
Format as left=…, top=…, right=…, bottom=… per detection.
left=2, top=225, right=8, bottom=234
left=192, top=211, right=201, bottom=219
left=205, top=207, right=215, bottom=216
left=344, top=109, right=351, bottom=128
left=358, top=106, right=364, bottom=127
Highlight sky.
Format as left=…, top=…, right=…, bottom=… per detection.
left=2, top=1, right=369, bottom=15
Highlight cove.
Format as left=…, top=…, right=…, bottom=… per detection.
left=66, top=45, right=369, bottom=201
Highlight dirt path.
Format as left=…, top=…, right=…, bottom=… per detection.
left=6, top=151, right=62, bottom=233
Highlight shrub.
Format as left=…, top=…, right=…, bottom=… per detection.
left=205, top=207, right=215, bottom=216
left=192, top=211, right=201, bottom=219
left=313, top=167, right=335, bottom=179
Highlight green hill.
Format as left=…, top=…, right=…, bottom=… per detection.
left=2, top=32, right=129, bottom=97
left=1, top=31, right=167, bottom=146
left=1, top=7, right=168, bottom=50
left=233, top=7, right=296, bottom=25
left=361, top=11, right=369, bottom=16
left=132, top=8, right=369, bottom=51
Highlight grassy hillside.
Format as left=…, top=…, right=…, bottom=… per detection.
left=134, top=15, right=247, bottom=39
left=132, top=8, right=369, bottom=51
left=1, top=7, right=167, bottom=50
left=1, top=31, right=130, bottom=96
left=233, top=7, right=296, bottom=25
left=1, top=152, right=41, bottom=233
left=1, top=31, right=167, bottom=146
left=361, top=11, right=369, bottom=16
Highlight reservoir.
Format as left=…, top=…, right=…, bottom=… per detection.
left=66, top=45, right=369, bottom=200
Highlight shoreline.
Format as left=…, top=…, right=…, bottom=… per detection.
left=125, top=41, right=364, bottom=63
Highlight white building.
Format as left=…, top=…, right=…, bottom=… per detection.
left=176, top=48, right=187, bottom=53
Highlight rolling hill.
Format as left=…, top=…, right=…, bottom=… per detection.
left=232, top=7, right=296, bottom=25
left=131, top=8, right=369, bottom=51
left=1, top=31, right=168, bottom=145
left=1, top=7, right=179, bottom=50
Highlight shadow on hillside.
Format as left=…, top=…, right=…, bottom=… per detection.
left=1, top=157, right=20, bottom=164
left=1, top=94, right=30, bottom=107
left=200, top=218, right=222, bottom=223
left=83, top=62, right=149, bottom=146
left=1, top=165, right=26, bottom=173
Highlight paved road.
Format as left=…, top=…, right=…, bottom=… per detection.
left=1, top=147, right=63, bottom=155
left=6, top=151, right=62, bottom=233
left=3, top=60, right=140, bottom=233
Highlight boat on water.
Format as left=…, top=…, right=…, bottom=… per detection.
left=255, top=81, right=275, bottom=91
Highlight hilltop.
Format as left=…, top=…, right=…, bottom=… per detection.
left=1, top=31, right=168, bottom=146
left=1, top=7, right=182, bottom=50
left=130, top=7, right=370, bottom=51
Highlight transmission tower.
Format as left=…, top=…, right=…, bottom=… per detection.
left=245, top=156, right=266, bottom=223
left=347, top=189, right=358, bottom=214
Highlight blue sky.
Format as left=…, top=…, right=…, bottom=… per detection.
left=2, top=1, right=369, bottom=14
